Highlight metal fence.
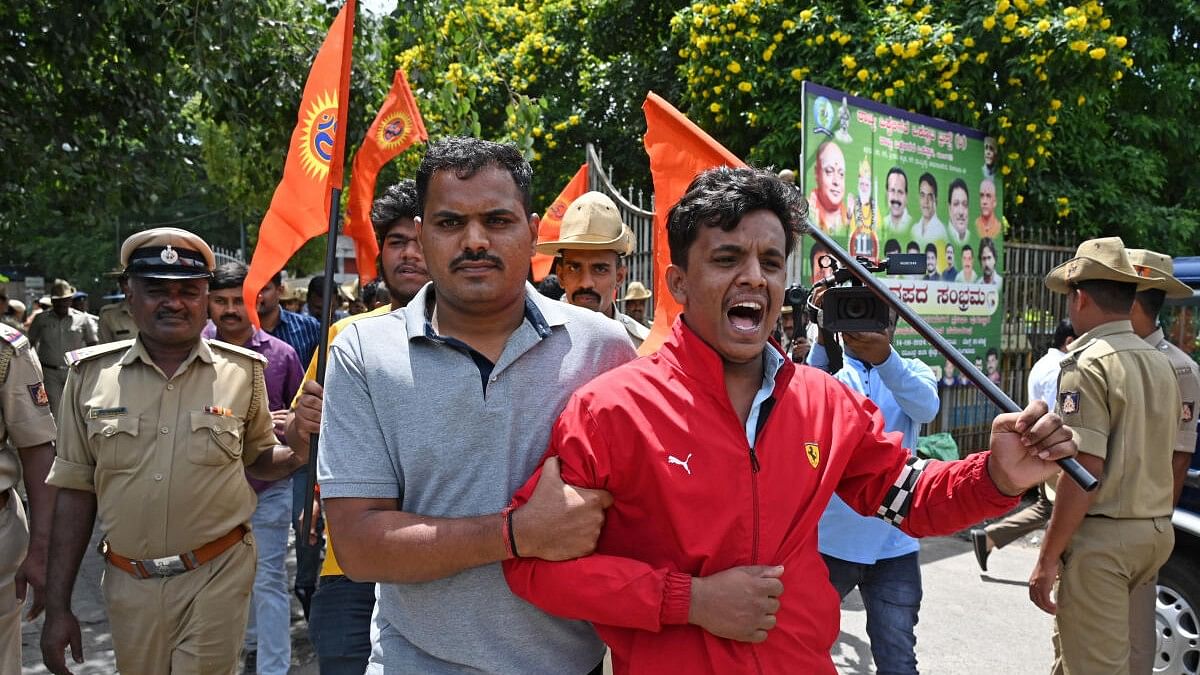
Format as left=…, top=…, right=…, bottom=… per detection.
left=584, top=145, right=1077, bottom=454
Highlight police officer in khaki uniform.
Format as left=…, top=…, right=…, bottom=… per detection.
left=536, top=191, right=651, bottom=347
left=27, top=279, right=99, bottom=414
left=1028, top=237, right=1180, bottom=674
left=97, top=271, right=138, bottom=344
left=41, top=228, right=311, bottom=675
left=0, top=323, right=57, bottom=671
left=1123, top=247, right=1199, bottom=673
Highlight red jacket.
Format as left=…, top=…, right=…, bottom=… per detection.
left=504, top=319, right=1017, bottom=674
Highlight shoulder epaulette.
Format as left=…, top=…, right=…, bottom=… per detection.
left=66, top=339, right=134, bottom=366
left=0, top=323, right=29, bottom=352
left=207, top=339, right=269, bottom=364
left=98, top=302, right=124, bottom=315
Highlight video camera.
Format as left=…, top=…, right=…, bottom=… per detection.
left=790, top=253, right=924, bottom=333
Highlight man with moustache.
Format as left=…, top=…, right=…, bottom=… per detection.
left=204, top=261, right=304, bottom=675
left=947, top=178, right=971, bottom=246
left=42, top=228, right=309, bottom=675
left=286, top=179, right=432, bottom=675
left=975, top=178, right=1001, bottom=239
left=316, top=139, right=636, bottom=673
left=943, top=243, right=959, bottom=282
left=537, top=191, right=650, bottom=347
left=807, top=140, right=849, bottom=233
left=884, top=167, right=912, bottom=234
left=502, top=166, right=1076, bottom=674
left=980, top=237, right=1002, bottom=287
left=960, top=245, right=977, bottom=283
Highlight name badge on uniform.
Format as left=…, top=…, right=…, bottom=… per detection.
left=88, top=406, right=127, bottom=419
left=1059, top=391, right=1080, bottom=415
left=27, top=383, right=49, bottom=407
left=204, top=405, right=234, bottom=417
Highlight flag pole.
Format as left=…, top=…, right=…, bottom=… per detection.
left=302, top=187, right=343, bottom=539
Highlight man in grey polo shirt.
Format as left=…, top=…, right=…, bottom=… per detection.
left=317, top=136, right=636, bottom=673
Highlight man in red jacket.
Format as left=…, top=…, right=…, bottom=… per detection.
left=503, top=166, right=1077, bottom=675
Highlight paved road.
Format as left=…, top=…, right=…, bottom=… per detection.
left=23, top=528, right=1050, bottom=674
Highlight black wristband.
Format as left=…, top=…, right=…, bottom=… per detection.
left=506, top=508, right=521, bottom=558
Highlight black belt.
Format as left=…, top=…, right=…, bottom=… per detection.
left=42, top=364, right=63, bottom=370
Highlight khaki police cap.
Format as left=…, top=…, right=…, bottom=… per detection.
left=120, top=227, right=215, bottom=279
left=49, top=278, right=76, bottom=300
left=1126, top=249, right=1193, bottom=300
left=623, top=281, right=652, bottom=302
left=1044, top=236, right=1161, bottom=294
left=536, top=192, right=635, bottom=256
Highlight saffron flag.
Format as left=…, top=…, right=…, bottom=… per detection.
left=244, top=0, right=356, bottom=325
left=532, top=164, right=588, bottom=282
left=345, top=69, right=429, bottom=284
left=639, top=92, right=746, bottom=355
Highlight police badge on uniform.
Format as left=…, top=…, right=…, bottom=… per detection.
left=1184, top=401, right=1195, bottom=424
left=1060, top=391, right=1080, bottom=415
left=28, top=382, right=49, bottom=407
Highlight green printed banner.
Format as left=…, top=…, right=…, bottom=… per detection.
left=798, top=81, right=1005, bottom=384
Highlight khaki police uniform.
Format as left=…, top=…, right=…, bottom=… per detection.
left=1043, top=238, right=1180, bottom=675
left=97, top=300, right=138, bottom=343
left=614, top=308, right=650, bottom=347
left=44, top=227, right=278, bottom=675
left=0, top=324, right=57, bottom=669
left=27, top=307, right=98, bottom=413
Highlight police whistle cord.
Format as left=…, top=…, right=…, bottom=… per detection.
left=302, top=187, right=344, bottom=538
left=804, top=225, right=1098, bottom=491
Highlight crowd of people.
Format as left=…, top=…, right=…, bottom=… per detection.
left=0, top=134, right=1193, bottom=675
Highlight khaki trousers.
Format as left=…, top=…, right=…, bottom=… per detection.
left=42, top=367, right=67, bottom=419
left=1052, top=516, right=1173, bottom=675
left=986, top=486, right=1054, bottom=548
left=102, top=532, right=256, bottom=675
left=1128, top=580, right=1156, bottom=674
left=0, top=490, right=29, bottom=672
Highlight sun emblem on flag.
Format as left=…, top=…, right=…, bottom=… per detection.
left=299, top=91, right=339, bottom=180
left=376, top=110, right=414, bottom=151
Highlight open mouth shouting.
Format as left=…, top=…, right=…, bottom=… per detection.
left=727, top=299, right=765, bottom=335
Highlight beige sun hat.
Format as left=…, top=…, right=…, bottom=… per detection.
left=49, top=278, right=76, bottom=300
left=1044, top=236, right=1162, bottom=294
left=536, top=192, right=635, bottom=256
left=1125, top=248, right=1193, bottom=300
left=623, top=281, right=652, bottom=302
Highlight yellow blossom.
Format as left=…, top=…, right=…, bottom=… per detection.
left=1036, top=19, right=1050, bottom=30
left=1050, top=99, right=1062, bottom=110
left=790, top=68, right=804, bottom=81
left=713, top=84, right=724, bottom=94
left=997, top=0, right=1011, bottom=12
left=934, top=99, right=945, bottom=108
left=738, top=81, right=752, bottom=92
left=1026, top=157, right=1035, bottom=167
left=894, top=79, right=905, bottom=88
left=1064, top=6, right=1078, bottom=15
left=857, top=68, right=869, bottom=82
left=1112, top=70, right=1123, bottom=80
left=1008, top=152, right=1019, bottom=160
left=918, top=25, right=932, bottom=37
left=842, top=55, right=857, bottom=69
left=547, top=140, right=558, bottom=149
left=982, top=16, right=996, bottom=30
left=815, top=34, right=825, bottom=44
left=1003, top=13, right=1018, bottom=29
left=710, top=102, right=721, bottom=113
left=875, top=44, right=889, bottom=57
left=1100, top=18, right=1111, bottom=29
left=532, top=126, right=543, bottom=137
left=781, top=19, right=796, bottom=30
left=1002, top=165, right=1012, bottom=175
left=976, top=52, right=989, bottom=64
left=885, top=87, right=895, bottom=97
left=997, top=135, right=1006, bottom=145
left=963, top=37, right=975, bottom=47
left=942, top=32, right=954, bottom=45
left=1078, top=94, right=1087, bottom=105
left=728, top=61, right=742, bottom=73
left=1016, top=194, right=1025, bottom=204
left=1089, top=47, right=1106, bottom=60
left=533, top=152, right=542, bottom=161
left=799, top=9, right=813, bottom=21
left=773, top=32, right=784, bottom=42
left=838, top=34, right=851, bottom=45
left=1111, top=36, right=1127, bottom=48
left=891, top=43, right=904, bottom=56
left=1025, top=123, right=1037, bottom=132
left=1069, top=40, right=1088, bottom=52
left=949, top=91, right=959, bottom=101
left=553, top=122, right=567, bottom=132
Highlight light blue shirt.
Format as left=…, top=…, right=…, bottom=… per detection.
left=808, top=342, right=939, bottom=563
left=747, top=347, right=787, bottom=447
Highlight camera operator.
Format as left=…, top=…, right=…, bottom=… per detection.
left=806, top=287, right=940, bottom=675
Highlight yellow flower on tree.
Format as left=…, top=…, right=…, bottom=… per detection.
left=942, top=32, right=954, bottom=45
left=1050, top=98, right=1062, bottom=109
left=885, top=87, right=895, bottom=97
left=1003, top=13, right=1018, bottom=29
left=710, top=102, right=721, bottom=113
left=982, top=16, right=996, bottom=30
left=857, top=68, right=869, bottom=81
left=791, top=68, right=804, bottom=81
left=997, top=0, right=1011, bottom=12
left=842, top=55, right=857, bottom=69
left=1016, top=194, right=1025, bottom=204
left=963, top=37, right=975, bottom=47
left=918, top=24, right=932, bottom=37
left=728, top=61, right=742, bottom=73
left=738, top=81, right=752, bottom=92
left=1001, top=165, right=1012, bottom=175
left=1089, top=47, right=1106, bottom=59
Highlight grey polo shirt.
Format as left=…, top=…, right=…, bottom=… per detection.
left=318, top=282, right=636, bottom=674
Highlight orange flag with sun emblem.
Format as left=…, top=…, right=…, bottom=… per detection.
left=638, top=92, right=745, bottom=355
left=244, top=0, right=356, bottom=326
left=345, top=70, right=429, bottom=284
left=532, top=164, right=588, bottom=282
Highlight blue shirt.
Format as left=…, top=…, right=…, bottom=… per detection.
left=809, top=342, right=939, bottom=563
left=266, top=308, right=321, bottom=368
left=747, top=346, right=786, bottom=448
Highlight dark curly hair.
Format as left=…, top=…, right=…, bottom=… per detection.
left=416, top=136, right=532, bottom=218
left=666, top=166, right=805, bottom=268
left=371, top=180, right=418, bottom=245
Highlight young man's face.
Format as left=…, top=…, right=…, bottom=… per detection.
left=949, top=186, right=970, bottom=233
left=560, top=248, right=625, bottom=316
left=981, top=246, right=997, bottom=276
left=945, top=245, right=955, bottom=269
left=207, top=287, right=251, bottom=340
left=668, top=210, right=787, bottom=366
left=887, top=172, right=907, bottom=220
left=986, top=352, right=999, bottom=374
left=380, top=218, right=429, bottom=307
left=926, top=250, right=937, bottom=274
left=416, top=165, right=537, bottom=316
left=816, top=144, right=845, bottom=210
left=962, top=248, right=975, bottom=277
left=979, top=180, right=996, bottom=219
left=257, top=280, right=281, bottom=316
left=919, top=180, right=937, bottom=220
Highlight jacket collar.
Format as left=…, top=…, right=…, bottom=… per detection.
left=657, top=315, right=795, bottom=394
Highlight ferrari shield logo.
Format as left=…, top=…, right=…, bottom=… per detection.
left=805, top=442, right=820, bottom=468
left=1060, top=391, right=1079, bottom=415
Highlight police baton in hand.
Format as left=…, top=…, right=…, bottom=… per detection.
left=804, top=225, right=1097, bottom=491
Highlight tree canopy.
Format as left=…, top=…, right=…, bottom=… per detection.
left=1, top=0, right=1196, bottom=295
